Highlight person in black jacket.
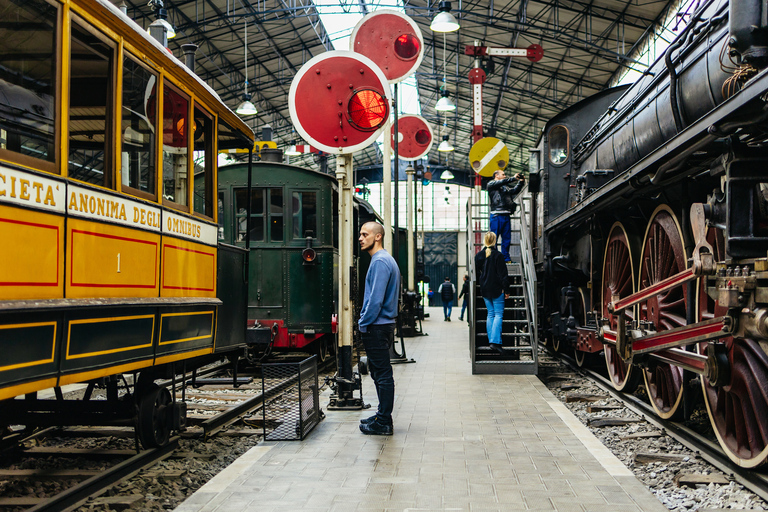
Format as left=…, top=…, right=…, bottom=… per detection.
left=438, top=276, right=456, bottom=321
left=458, top=274, right=470, bottom=321
left=487, top=169, right=525, bottom=262
left=474, top=232, right=509, bottom=354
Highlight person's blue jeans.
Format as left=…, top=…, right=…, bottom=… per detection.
left=490, top=213, right=511, bottom=262
left=483, top=293, right=505, bottom=345
left=459, top=297, right=468, bottom=320
left=361, top=324, right=396, bottom=425
left=443, top=301, right=453, bottom=319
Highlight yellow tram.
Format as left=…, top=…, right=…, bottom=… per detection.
left=0, top=0, right=254, bottom=446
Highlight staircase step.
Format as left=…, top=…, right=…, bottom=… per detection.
left=476, top=346, right=533, bottom=352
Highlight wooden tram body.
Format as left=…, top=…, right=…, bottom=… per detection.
left=531, top=0, right=768, bottom=467
left=0, top=0, right=254, bottom=446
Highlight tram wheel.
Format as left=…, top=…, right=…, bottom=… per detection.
left=638, top=206, right=687, bottom=419
left=602, top=222, right=640, bottom=392
left=137, top=384, right=172, bottom=449
left=697, top=228, right=768, bottom=467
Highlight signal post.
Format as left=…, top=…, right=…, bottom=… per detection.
left=289, top=51, right=391, bottom=409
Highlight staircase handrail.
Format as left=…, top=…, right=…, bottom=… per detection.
left=515, top=186, right=538, bottom=353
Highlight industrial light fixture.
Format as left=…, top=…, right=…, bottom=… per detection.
left=435, top=89, right=456, bottom=112
left=430, top=1, right=460, bottom=33
left=285, top=142, right=301, bottom=156
left=147, top=0, right=175, bottom=44
left=236, top=20, right=258, bottom=116
left=438, top=136, right=454, bottom=152
left=434, top=33, right=455, bottom=112
left=440, top=170, right=455, bottom=180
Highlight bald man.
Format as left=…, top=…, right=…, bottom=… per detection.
left=357, top=221, right=400, bottom=436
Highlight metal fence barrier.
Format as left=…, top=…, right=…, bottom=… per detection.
left=262, top=355, right=320, bottom=441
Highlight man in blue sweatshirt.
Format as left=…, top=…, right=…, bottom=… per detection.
left=357, top=221, right=400, bottom=436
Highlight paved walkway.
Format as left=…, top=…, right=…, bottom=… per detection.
left=174, top=307, right=666, bottom=512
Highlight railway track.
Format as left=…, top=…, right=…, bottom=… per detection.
left=0, top=354, right=337, bottom=511
left=544, top=346, right=768, bottom=504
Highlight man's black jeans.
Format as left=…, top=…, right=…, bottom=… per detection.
left=361, top=323, right=396, bottom=425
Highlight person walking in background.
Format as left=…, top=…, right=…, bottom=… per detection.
left=487, top=170, right=525, bottom=262
left=458, top=274, right=470, bottom=321
left=474, top=232, right=509, bottom=355
left=357, top=221, right=400, bottom=436
left=438, top=276, right=456, bottom=321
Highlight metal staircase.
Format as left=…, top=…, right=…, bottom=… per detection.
left=467, top=191, right=538, bottom=375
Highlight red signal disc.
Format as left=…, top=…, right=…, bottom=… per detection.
left=415, top=128, right=430, bottom=145
left=350, top=10, right=425, bottom=84
left=348, top=89, right=388, bottom=131
left=394, top=34, right=420, bottom=60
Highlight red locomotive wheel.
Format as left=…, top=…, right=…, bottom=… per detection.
left=572, top=288, right=591, bottom=367
left=698, top=228, right=768, bottom=467
left=602, top=222, right=639, bottom=392
left=638, top=206, right=687, bottom=419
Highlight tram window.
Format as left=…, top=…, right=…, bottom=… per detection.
left=121, top=56, right=156, bottom=198
left=269, top=188, right=284, bottom=242
left=162, top=84, right=189, bottom=208
left=292, top=191, right=317, bottom=240
left=68, top=21, right=114, bottom=187
left=0, top=0, right=57, bottom=169
left=193, top=106, right=213, bottom=217
left=548, top=125, right=569, bottom=165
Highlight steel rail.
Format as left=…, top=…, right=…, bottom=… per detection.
left=581, top=366, right=768, bottom=503
left=27, top=437, right=179, bottom=512
left=546, top=345, right=768, bottom=503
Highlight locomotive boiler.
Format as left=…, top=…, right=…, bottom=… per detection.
left=531, top=0, right=768, bottom=467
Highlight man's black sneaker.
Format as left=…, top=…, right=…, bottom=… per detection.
left=360, top=414, right=378, bottom=425
left=490, top=343, right=505, bottom=354
left=359, top=420, right=393, bottom=436
left=447, top=318, right=451, bottom=321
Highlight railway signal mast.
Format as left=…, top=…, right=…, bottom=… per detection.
left=289, top=51, right=391, bottom=410
left=464, top=42, right=543, bottom=188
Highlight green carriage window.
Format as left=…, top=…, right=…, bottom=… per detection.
left=217, top=192, right=225, bottom=240
left=292, top=191, right=317, bottom=239
left=269, top=188, right=283, bottom=242
left=121, top=55, right=156, bottom=196
left=235, top=187, right=284, bottom=243
left=0, top=0, right=57, bottom=167
left=69, top=21, right=114, bottom=186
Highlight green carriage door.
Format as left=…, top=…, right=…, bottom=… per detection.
left=289, top=191, right=328, bottom=326
left=235, top=188, right=284, bottom=311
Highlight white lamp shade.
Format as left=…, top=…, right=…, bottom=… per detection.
left=430, top=11, right=460, bottom=32
left=435, top=95, right=456, bottom=112
left=438, top=139, right=454, bottom=152
left=236, top=99, right=257, bottom=116
left=440, top=170, right=455, bottom=180
left=285, top=145, right=301, bottom=156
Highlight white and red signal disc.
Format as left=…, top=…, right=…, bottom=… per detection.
left=350, top=10, right=425, bottom=84
left=392, top=115, right=433, bottom=161
left=289, top=51, right=390, bottom=155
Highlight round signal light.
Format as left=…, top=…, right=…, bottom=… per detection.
left=414, top=128, right=430, bottom=145
left=348, top=89, right=388, bottom=131
left=302, top=247, right=317, bottom=263
left=394, top=33, right=420, bottom=61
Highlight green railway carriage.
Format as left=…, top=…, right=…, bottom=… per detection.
left=207, top=161, right=381, bottom=361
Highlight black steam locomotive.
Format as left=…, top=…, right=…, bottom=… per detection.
left=531, top=0, right=768, bottom=467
